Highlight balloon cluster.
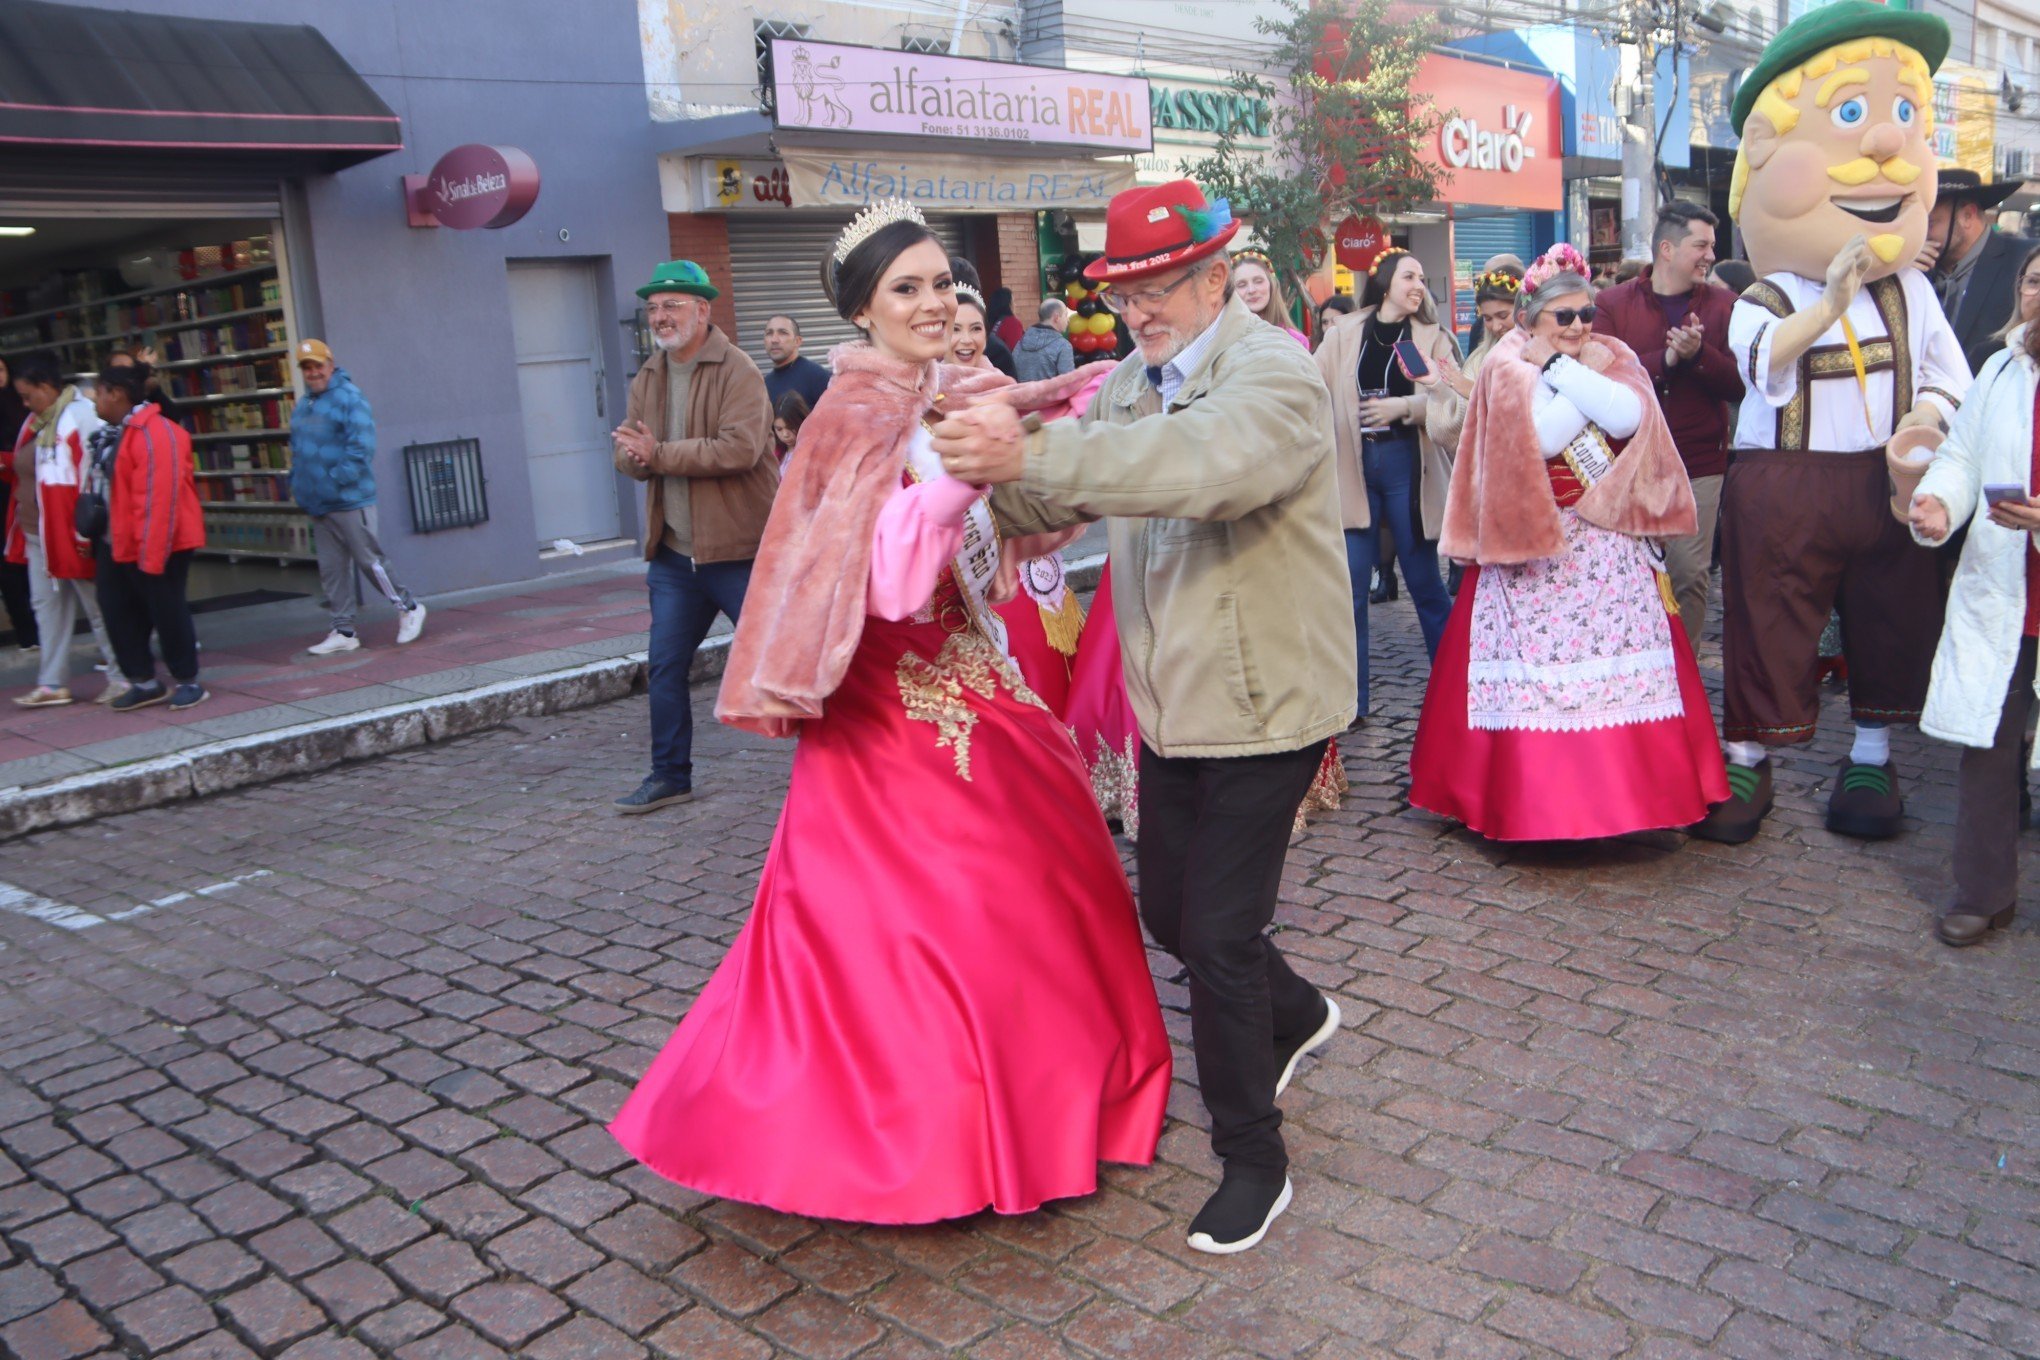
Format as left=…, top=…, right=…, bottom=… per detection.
left=1061, top=278, right=1121, bottom=357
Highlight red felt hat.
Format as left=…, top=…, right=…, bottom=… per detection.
left=1085, top=180, right=1241, bottom=283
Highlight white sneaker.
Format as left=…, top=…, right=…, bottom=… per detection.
left=307, top=630, right=362, bottom=656
left=396, top=603, right=427, bottom=645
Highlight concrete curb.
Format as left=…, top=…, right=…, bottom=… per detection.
left=0, top=554, right=1105, bottom=840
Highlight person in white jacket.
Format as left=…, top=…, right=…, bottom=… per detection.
left=1908, top=316, right=2040, bottom=946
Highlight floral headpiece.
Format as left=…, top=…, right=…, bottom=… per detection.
left=1522, top=243, right=1590, bottom=294
left=1231, top=247, right=1277, bottom=272
left=1475, top=270, right=1522, bottom=295
left=953, top=282, right=985, bottom=312
left=1367, top=246, right=1409, bottom=277
left=833, top=198, right=927, bottom=264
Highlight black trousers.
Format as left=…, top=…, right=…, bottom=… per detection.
left=93, top=539, right=199, bottom=684
left=0, top=558, right=33, bottom=647
left=1953, top=637, right=2035, bottom=919
left=1136, top=738, right=1329, bottom=1175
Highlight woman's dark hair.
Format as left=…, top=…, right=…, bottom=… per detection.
left=97, top=363, right=151, bottom=406
left=948, top=255, right=983, bottom=291
left=986, top=287, right=1015, bottom=326
left=1318, top=295, right=1355, bottom=319
left=822, top=219, right=943, bottom=324
left=1360, top=252, right=1436, bottom=323
left=13, top=358, right=61, bottom=389
left=1993, top=241, right=2040, bottom=358
left=774, top=390, right=810, bottom=433
left=1710, top=258, right=1757, bottom=297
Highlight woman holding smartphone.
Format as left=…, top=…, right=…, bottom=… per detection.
left=1314, top=248, right=1463, bottom=723
left=1906, top=289, right=2040, bottom=947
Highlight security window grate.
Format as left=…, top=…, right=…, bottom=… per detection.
left=404, top=438, right=489, bottom=533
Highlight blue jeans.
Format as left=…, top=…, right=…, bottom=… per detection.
left=647, top=546, right=753, bottom=785
left=1345, top=432, right=1453, bottom=715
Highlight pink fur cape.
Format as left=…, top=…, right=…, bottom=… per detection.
left=715, top=343, right=1086, bottom=735
left=1438, top=327, right=1696, bottom=566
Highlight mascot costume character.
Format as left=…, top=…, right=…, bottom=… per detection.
left=1693, top=0, right=1972, bottom=843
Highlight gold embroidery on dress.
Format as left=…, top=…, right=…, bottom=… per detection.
left=896, top=631, right=1049, bottom=780
left=1086, top=731, right=1141, bottom=839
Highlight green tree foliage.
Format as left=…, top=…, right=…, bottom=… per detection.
left=1188, top=0, right=1450, bottom=284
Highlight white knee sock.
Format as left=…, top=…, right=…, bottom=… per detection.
left=1725, top=741, right=1766, bottom=768
left=1850, top=723, right=1890, bottom=767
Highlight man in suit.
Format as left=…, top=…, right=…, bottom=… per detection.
left=1923, top=169, right=2031, bottom=362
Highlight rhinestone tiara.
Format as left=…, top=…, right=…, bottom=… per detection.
left=832, top=198, right=928, bottom=264
left=954, top=282, right=985, bottom=311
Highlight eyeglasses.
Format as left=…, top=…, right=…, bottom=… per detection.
left=646, top=300, right=698, bottom=316
left=1548, top=306, right=1597, bottom=327
left=2021, top=275, right=2040, bottom=293
left=1101, top=270, right=1198, bottom=316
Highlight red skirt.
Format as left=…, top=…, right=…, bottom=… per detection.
left=995, top=591, right=1075, bottom=718
left=611, top=611, right=1170, bottom=1223
left=1409, top=564, right=1728, bottom=842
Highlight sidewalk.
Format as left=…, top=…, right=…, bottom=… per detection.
left=0, top=525, right=1107, bottom=837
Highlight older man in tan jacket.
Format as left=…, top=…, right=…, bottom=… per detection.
left=933, top=181, right=1353, bottom=1257
left=611, top=259, right=776, bottom=814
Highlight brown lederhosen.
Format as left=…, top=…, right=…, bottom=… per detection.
left=1718, top=278, right=1949, bottom=745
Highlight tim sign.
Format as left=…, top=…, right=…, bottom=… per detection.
left=770, top=39, right=1151, bottom=153
left=404, top=145, right=541, bottom=230
left=1410, top=55, right=1562, bottom=212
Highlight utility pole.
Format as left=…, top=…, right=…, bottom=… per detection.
left=1618, top=33, right=1658, bottom=262
left=1615, top=0, right=1682, bottom=264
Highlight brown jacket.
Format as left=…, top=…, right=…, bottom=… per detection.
left=1313, top=308, right=1465, bottom=537
left=618, top=326, right=776, bottom=563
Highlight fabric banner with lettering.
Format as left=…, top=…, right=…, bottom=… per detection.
left=781, top=150, right=1136, bottom=212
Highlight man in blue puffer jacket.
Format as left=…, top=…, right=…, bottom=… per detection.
left=289, top=339, right=424, bottom=654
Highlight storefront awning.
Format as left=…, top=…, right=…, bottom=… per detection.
left=0, top=0, right=401, bottom=166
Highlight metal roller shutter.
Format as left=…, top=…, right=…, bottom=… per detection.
left=727, top=214, right=968, bottom=368
left=1452, top=213, right=1538, bottom=278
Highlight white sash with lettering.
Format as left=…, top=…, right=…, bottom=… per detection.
left=905, top=427, right=1009, bottom=657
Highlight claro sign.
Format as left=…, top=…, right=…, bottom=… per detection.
left=1411, top=54, right=1562, bottom=212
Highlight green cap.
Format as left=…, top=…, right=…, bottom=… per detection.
left=1730, top=0, right=1950, bottom=138
left=636, top=259, right=719, bottom=302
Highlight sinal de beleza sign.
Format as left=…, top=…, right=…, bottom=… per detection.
left=769, top=39, right=1151, bottom=152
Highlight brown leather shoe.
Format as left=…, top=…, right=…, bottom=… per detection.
left=1936, top=905, right=2015, bottom=948
left=1688, top=758, right=1773, bottom=844
left=1826, top=760, right=1904, bottom=839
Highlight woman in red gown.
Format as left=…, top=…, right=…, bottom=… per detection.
left=610, top=205, right=1170, bottom=1224
left=1410, top=246, right=1727, bottom=841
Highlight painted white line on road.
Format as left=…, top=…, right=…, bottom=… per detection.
left=0, top=869, right=274, bottom=931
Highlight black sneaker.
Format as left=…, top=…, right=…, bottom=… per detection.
left=1187, top=1170, right=1293, bottom=1255
left=1274, top=995, right=1341, bottom=1098
left=169, top=683, right=209, bottom=711
left=614, top=776, right=693, bottom=814
left=109, top=681, right=168, bottom=712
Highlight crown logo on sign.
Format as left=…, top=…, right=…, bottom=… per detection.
left=833, top=198, right=928, bottom=264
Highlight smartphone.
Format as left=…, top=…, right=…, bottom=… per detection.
left=1392, top=339, right=1431, bottom=381
left=1985, top=483, right=2028, bottom=506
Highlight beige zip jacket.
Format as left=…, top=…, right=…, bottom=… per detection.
left=992, top=295, right=1357, bottom=757
left=1313, top=307, right=1466, bottom=538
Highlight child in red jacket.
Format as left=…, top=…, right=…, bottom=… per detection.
left=88, top=364, right=208, bottom=711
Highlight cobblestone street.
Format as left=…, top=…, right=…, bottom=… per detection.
left=0, top=610, right=2036, bottom=1360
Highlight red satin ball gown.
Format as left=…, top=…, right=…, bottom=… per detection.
left=993, top=554, right=1084, bottom=718
left=1065, top=560, right=1347, bottom=838
left=1408, top=456, right=1727, bottom=841
left=610, top=562, right=1171, bottom=1224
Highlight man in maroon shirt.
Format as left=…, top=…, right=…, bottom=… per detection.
left=1593, top=201, right=1745, bottom=648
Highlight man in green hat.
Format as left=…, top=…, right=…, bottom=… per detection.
left=1692, top=0, right=1971, bottom=847
left=611, top=259, right=776, bottom=813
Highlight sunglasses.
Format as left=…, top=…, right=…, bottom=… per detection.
left=1548, top=306, right=1597, bottom=327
